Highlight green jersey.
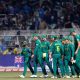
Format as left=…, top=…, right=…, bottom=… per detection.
left=74, top=34, right=80, bottom=51
left=34, top=39, right=42, bottom=56
left=64, top=43, right=74, bottom=60
left=41, top=40, right=50, bottom=53
left=50, top=40, right=64, bottom=55
left=20, top=47, right=32, bottom=61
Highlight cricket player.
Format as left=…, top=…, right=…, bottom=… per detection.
left=50, top=35, right=65, bottom=78
left=40, top=35, right=54, bottom=77
left=30, top=34, right=48, bottom=78
left=63, top=36, right=76, bottom=78
left=70, top=29, right=80, bottom=77
left=19, top=41, right=34, bottom=78
left=50, top=35, right=62, bottom=78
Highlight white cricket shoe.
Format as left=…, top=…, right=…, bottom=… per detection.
left=66, top=76, right=71, bottom=78
left=19, top=75, right=25, bottom=78
left=44, top=75, right=48, bottom=78
left=78, top=75, right=80, bottom=78
left=51, top=76, right=57, bottom=78
left=40, top=75, right=48, bottom=78
left=72, top=75, right=77, bottom=78
left=40, top=75, right=44, bottom=78
left=30, top=75, right=37, bottom=78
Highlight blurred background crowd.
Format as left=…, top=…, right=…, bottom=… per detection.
left=0, top=0, right=80, bottom=54
left=0, top=0, right=80, bottom=30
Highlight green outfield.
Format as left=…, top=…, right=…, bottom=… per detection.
left=0, top=72, right=80, bottom=80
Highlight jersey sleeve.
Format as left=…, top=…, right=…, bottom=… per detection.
left=47, top=41, right=50, bottom=51
left=76, top=35, right=80, bottom=42
left=34, top=40, right=41, bottom=54
left=70, top=44, right=74, bottom=57
left=60, top=44, right=64, bottom=55
left=28, top=48, right=33, bottom=55
left=50, top=43, right=54, bottom=54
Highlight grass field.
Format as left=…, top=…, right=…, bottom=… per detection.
left=0, top=72, right=80, bottom=80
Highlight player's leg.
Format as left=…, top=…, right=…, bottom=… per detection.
left=58, top=57, right=65, bottom=78
left=64, top=59, right=70, bottom=76
left=30, top=55, right=38, bottom=77
left=39, top=57, right=48, bottom=78
left=51, top=54, right=57, bottom=78
left=45, top=56, right=54, bottom=74
left=75, top=51, right=80, bottom=70
left=69, top=62, right=76, bottom=78
left=38, top=57, right=48, bottom=77
left=23, top=62, right=28, bottom=76
left=27, top=57, right=34, bottom=75
left=19, top=57, right=29, bottom=78
left=74, top=50, right=80, bottom=77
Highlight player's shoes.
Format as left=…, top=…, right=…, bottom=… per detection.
left=44, top=75, right=48, bottom=78
left=72, top=75, right=77, bottom=78
left=19, top=75, right=25, bottom=78
left=40, top=75, right=48, bottom=78
left=30, top=75, right=37, bottom=78
left=66, top=76, right=71, bottom=78
left=51, top=76, right=57, bottom=78
left=40, top=75, right=44, bottom=78
left=60, top=76, right=65, bottom=78
left=78, top=75, right=80, bottom=78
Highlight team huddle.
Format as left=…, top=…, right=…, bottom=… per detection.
left=19, top=29, right=80, bottom=78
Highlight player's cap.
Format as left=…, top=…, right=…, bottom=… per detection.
left=41, top=34, right=46, bottom=38
left=50, top=35, right=58, bottom=39
left=32, top=33, right=38, bottom=37
left=70, top=29, right=75, bottom=34
left=64, top=36, right=69, bottom=40
left=50, top=35, right=54, bottom=39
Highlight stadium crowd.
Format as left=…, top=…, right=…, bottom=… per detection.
left=0, top=0, right=80, bottom=30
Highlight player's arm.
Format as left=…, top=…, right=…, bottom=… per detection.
left=60, top=43, right=64, bottom=55
left=28, top=48, right=34, bottom=58
left=34, top=42, right=40, bottom=54
left=70, top=44, right=74, bottom=61
left=47, top=41, right=51, bottom=53
left=75, top=35, right=80, bottom=54
left=49, top=43, right=54, bottom=58
left=28, top=48, right=33, bottom=55
left=60, top=44, right=64, bottom=60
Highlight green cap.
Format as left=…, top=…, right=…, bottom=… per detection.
left=32, top=33, right=38, bottom=38
left=50, top=35, right=58, bottom=39
left=41, top=35, right=46, bottom=38
left=70, top=29, right=75, bottom=34
left=66, top=36, right=73, bottom=41
left=65, top=36, right=69, bottom=40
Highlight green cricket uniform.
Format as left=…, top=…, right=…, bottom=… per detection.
left=74, top=34, right=80, bottom=51
left=50, top=40, right=64, bottom=77
left=34, top=39, right=47, bottom=75
left=41, top=40, right=53, bottom=74
left=70, top=29, right=80, bottom=75
left=74, top=34, right=80, bottom=73
left=64, top=43, right=76, bottom=76
left=20, top=47, right=34, bottom=76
